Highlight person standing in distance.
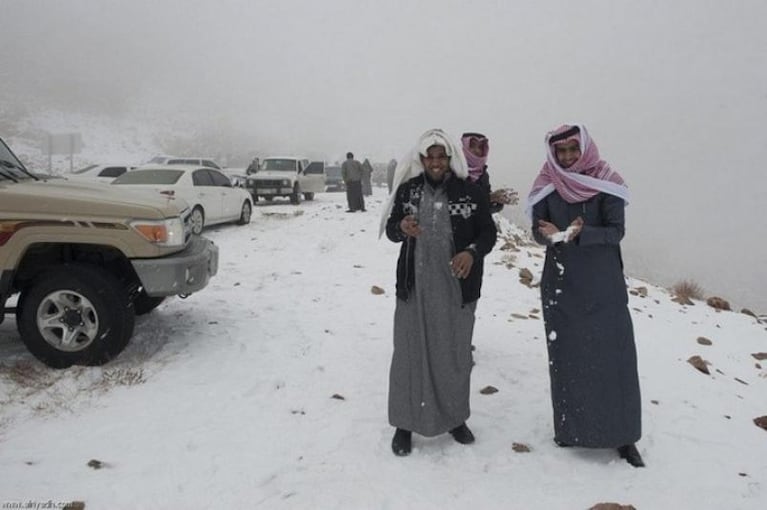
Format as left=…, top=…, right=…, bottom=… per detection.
left=342, top=152, right=365, bottom=212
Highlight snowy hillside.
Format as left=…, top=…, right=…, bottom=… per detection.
left=0, top=189, right=764, bottom=510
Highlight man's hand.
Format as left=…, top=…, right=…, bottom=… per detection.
left=450, top=251, right=474, bottom=279
left=490, top=188, right=519, bottom=206
left=566, top=216, right=584, bottom=241
left=400, top=215, right=422, bottom=238
left=537, top=219, right=560, bottom=238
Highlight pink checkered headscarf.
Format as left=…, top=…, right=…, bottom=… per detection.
left=525, top=124, right=629, bottom=218
left=461, top=133, right=489, bottom=183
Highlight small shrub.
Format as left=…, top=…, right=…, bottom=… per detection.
left=672, top=280, right=704, bottom=303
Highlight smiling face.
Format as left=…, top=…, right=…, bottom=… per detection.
left=553, top=140, right=581, bottom=169
left=420, top=144, right=451, bottom=182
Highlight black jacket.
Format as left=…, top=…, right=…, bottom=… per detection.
left=475, top=167, right=504, bottom=214
left=386, top=173, right=497, bottom=304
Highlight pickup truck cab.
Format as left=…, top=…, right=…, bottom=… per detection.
left=0, top=137, right=219, bottom=368
left=246, top=157, right=325, bottom=204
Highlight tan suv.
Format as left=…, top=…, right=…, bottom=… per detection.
left=0, top=137, right=219, bottom=368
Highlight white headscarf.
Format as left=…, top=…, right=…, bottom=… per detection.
left=378, top=129, right=468, bottom=238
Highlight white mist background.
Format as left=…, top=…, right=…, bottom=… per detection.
left=3, top=0, right=766, bottom=310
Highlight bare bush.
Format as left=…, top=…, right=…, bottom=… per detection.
left=672, top=280, right=704, bottom=304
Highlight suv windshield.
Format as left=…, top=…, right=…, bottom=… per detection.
left=261, top=159, right=297, bottom=172
left=0, top=138, right=33, bottom=181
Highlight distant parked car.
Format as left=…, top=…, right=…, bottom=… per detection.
left=246, top=157, right=325, bottom=204
left=221, top=169, right=249, bottom=188
left=324, top=165, right=345, bottom=192
left=148, top=156, right=223, bottom=170
left=112, top=165, right=253, bottom=235
left=69, top=164, right=135, bottom=183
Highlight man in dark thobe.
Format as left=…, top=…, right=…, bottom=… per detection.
left=342, top=152, right=365, bottom=212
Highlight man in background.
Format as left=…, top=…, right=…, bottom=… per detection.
left=342, top=152, right=365, bottom=212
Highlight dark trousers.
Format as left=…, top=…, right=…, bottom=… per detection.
left=346, top=181, right=365, bottom=211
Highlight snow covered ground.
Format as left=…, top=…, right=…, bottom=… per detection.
left=0, top=188, right=765, bottom=509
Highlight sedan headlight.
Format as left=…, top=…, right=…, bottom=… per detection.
left=130, top=217, right=185, bottom=248
left=282, top=179, right=290, bottom=186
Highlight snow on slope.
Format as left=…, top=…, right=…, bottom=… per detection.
left=0, top=189, right=764, bottom=509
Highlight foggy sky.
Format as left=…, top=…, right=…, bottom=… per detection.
left=3, top=0, right=767, bottom=310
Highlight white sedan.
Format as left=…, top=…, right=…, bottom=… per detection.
left=112, top=165, right=253, bottom=234
left=69, top=164, right=135, bottom=183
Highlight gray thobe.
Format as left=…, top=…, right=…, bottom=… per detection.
left=388, top=182, right=476, bottom=437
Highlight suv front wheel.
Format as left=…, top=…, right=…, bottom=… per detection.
left=17, top=265, right=136, bottom=368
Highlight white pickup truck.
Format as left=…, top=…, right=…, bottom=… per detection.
left=245, top=157, right=325, bottom=204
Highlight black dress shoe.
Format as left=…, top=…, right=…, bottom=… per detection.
left=391, top=428, right=412, bottom=456
left=345, top=209, right=355, bottom=213
left=449, top=423, right=475, bottom=444
left=617, top=444, right=645, bottom=468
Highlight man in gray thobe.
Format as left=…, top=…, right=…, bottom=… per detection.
left=383, top=129, right=497, bottom=456
left=341, top=152, right=365, bottom=212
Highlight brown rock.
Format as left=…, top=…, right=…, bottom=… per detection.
left=687, top=355, right=710, bottom=375
left=519, top=268, right=534, bottom=287
left=87, top=459, right=105, bottom=470
left=589, top=504, right=637, bottom=510
left=636, top=286, right=648, bottom=297
left=751, top=353, right=767, bottom=361
left=370, top=285, right=385, bottom=295
left=63, top=503, right=86, bottom=510
left=651, top=400, right=660, bottom=405
left=741, top=308, right=758, bottom=318
left=697, top=336, right=713, bottom=346
left=480, top=385, right=499, bottom=395
left=754, top=416, right=767, bottom=431
left=706, top=296, right=731, bottom=311
left=511, top=442, right=531, bottom=452
left=331, top=394, right=345, bottom=400
left=511, top=313, right=529, bottom=320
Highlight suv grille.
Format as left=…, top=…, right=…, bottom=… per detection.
left=254, top=179, right=284, bottom=188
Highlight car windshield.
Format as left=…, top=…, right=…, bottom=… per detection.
left=261, top=159, right=296, bottom=171
left=112, top=169, right=183, bottom=185
left=73, top=164, right=99, bottom=175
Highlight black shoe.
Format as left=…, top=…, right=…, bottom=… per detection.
left=554, top=438, right=573, bottom=447
left=345, top=210, right=355, bottom=213
left=360, top=208, right=367, bottom=212
left=617, top=444, right=645, bottom=468
left=391, top=428, right=412, bottom=456
left=449, top=423, right=475, bottom=445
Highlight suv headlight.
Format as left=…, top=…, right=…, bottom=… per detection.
left=130, top=217, right=185, bottom=248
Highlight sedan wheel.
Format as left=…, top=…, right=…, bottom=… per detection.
left=190, top=207, right=205, bottom=235
left=238, top=201, right=252, bottom=225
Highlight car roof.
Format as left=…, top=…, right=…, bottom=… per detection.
left=134, top=164, right=220, bottom=172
